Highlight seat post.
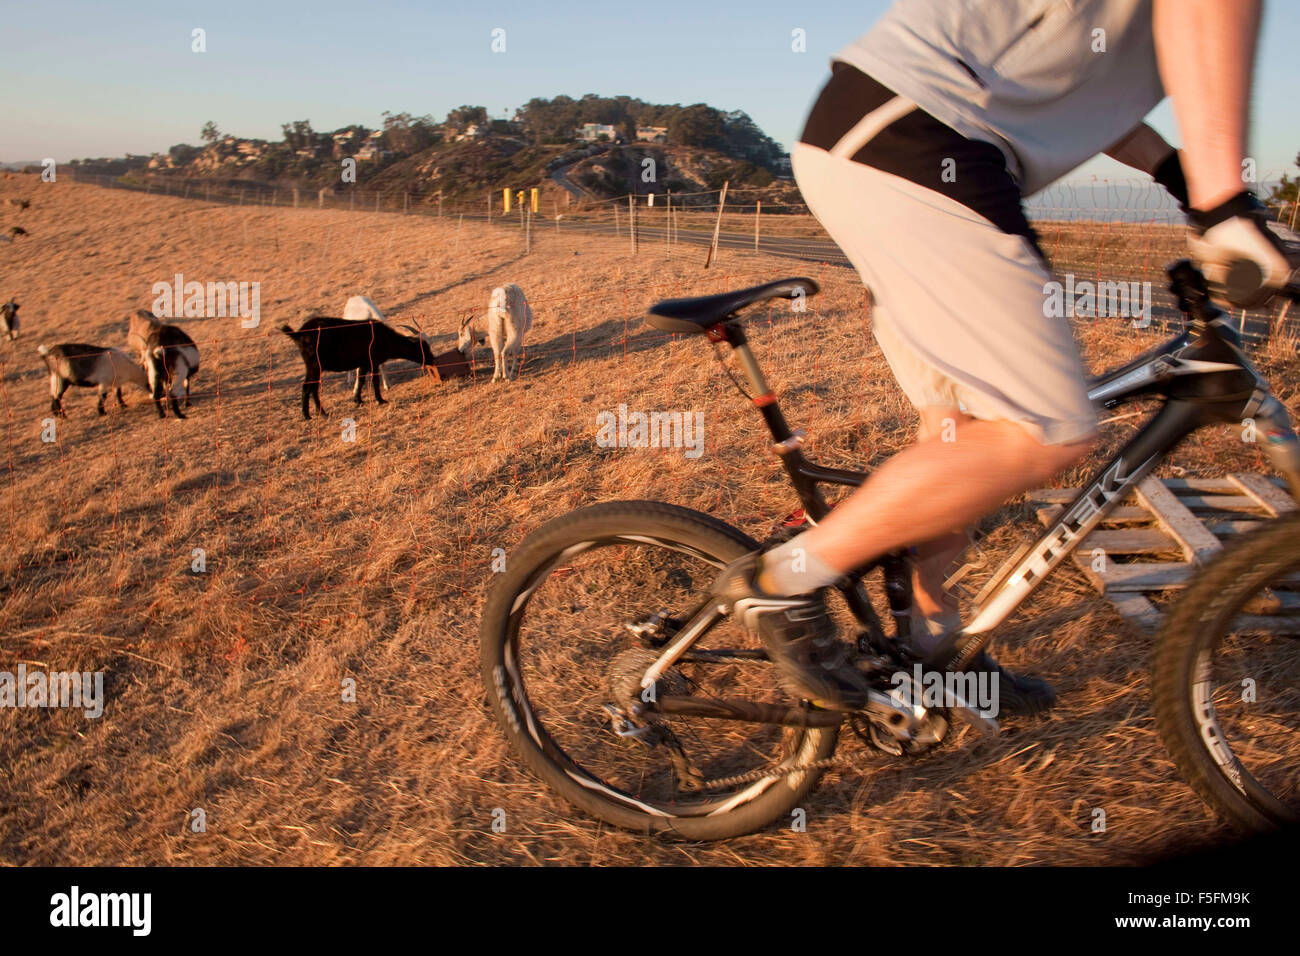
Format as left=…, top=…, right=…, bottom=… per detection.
left=719, top=322, right=793, bottom=443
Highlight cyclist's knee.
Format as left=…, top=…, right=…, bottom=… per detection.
left=1017, top=425, right=1096, bottom=480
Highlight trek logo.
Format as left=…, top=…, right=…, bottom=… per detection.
left=1007, top=455, right=1151, bottom=590
left=49, top=886, right=151, bottom=936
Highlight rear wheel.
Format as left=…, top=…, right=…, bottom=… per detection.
left=479, top=500, right=840, bottom=839
left=1153, top=510, right=1300, bottom=832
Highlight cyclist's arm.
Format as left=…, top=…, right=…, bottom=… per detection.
left=1104, top=123, right=1187, bottom=208
left=1153, top=0, right=1261, bottom=208
left=1103, top=123, right=1175, bottom=176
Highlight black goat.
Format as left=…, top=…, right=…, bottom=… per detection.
left=280, top=317, right=438, bottom=420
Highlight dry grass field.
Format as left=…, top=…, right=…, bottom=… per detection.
left=0, top=172, right=1295, bottom=866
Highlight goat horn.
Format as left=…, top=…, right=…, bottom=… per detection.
left=398, top=323, right=421, bottom=335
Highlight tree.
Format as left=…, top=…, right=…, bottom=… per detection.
left=281, top=120, right=316, bottom=151
left=200, top=121, right=221, bottom=145
left=1266, top=150, right=1299, bottom=219
left=169, top=143, right=201, bottom=165
left=445, top=105, right=489, bottom=131
left=668, top=104, right=726, bottom=150
left=380, top=112, right=437, bottom=154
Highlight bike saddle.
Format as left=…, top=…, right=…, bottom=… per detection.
left=646, top=277, right=819, bottom=334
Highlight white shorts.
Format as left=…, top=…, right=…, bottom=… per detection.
left=792, top=142, right=1097, bottom=446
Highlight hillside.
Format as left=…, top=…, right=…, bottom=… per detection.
left=70, top=95, right=793, bottom=206
left=1, top=173, right=1297, bottom=865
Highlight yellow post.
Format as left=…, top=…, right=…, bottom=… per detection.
left=502, top=188, right=511, bottom=213
left=530, top=187, right=539, bottom=213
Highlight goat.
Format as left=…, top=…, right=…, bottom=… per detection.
left=38, top=343, right=150, bottom=417
left=280, top=316, right=438, bottom=420
left=485, top=284, right=532, bottom=382
left=1, top=300, right=17, bottom=340
left=342, top=295, right=390, bottom=391
left=455, top=312, right=486, bottom=363
left=127, top=310, right=200, bottom=419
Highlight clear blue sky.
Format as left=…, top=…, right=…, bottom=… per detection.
left=2, top=0, right=1297, bottom=183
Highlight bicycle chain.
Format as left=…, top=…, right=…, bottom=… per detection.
left=698, top=755, right=841, bottom=791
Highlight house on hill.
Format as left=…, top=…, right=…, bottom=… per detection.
left=356, top=130, right=391, bottom=162
left=577, top=123, right=619, bottom=142
left=332, top=129, right=364, bottom=158
left=636, top=126, right=668, bottom=143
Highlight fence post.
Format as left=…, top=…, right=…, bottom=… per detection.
left=456, top=213, right=463, bottom=254
left=705, top=181, right=729, bottom=269
left=754, top=200, right=761, bottom=251
left=404, top=192, right=409, bottom=215
left=526, top=207, right=532, bottom=254
left=666, top=189, right=671, bottom=258
left=629, top=193, right=638, bottom=254
left=293, top=188, right=300, bottom=208
left=375, top=192, right=380, bottom=212
left=487, top=192, right=492, bottom=223
left=615, top=202, right=620, bottom=237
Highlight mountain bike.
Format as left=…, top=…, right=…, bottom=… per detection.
left=479, top=260, right=1300, bottom=839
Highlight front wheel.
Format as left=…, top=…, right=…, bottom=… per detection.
left=479, top=500, right=840, bottom=839
left=1153, top=510, right=1300, bottom=832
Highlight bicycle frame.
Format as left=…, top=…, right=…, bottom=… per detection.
left=715, top=261, right=1300, bottom=671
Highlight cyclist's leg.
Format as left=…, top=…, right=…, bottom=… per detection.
left=775, top=144, right=1097, bottom=580
left=912, top=405, right=972, bottom=621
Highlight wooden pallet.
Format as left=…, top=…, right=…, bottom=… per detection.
left=1026, top=474, right=1298, bottom=633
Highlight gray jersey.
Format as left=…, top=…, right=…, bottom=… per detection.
left=835, top=0, right=1164, bottom=195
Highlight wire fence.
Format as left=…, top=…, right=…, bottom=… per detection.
left=62, top=169, right=1297, bottom=344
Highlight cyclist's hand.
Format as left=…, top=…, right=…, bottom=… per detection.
left=1187, top=191, right=1297, bottom=308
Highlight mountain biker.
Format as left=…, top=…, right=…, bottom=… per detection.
left=714, top=0, right=1297, bottom=714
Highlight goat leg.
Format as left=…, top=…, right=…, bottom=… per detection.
left=97, top=387, right=109, bottom=416
left=373, top=365, right=386, bottom=405
left=50, top=378, right=68, bottom=417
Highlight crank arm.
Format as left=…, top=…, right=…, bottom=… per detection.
left=638, top=600, right=727, bottom=690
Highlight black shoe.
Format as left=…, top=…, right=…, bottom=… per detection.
left=712, top=553, right=874, bottom=710
left=968, top=650, right=1057, bottom=717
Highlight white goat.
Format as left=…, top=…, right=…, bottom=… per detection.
left=484, top=284, right=532, bottom=382
left=455, top=312, right=486, bottom=363
left=38, top=343, right=150, bottom=416
left=342, top=295, right=389, bottom=390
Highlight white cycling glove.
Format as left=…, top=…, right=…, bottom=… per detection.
left=1187, top=191, right=1296, bottom=307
